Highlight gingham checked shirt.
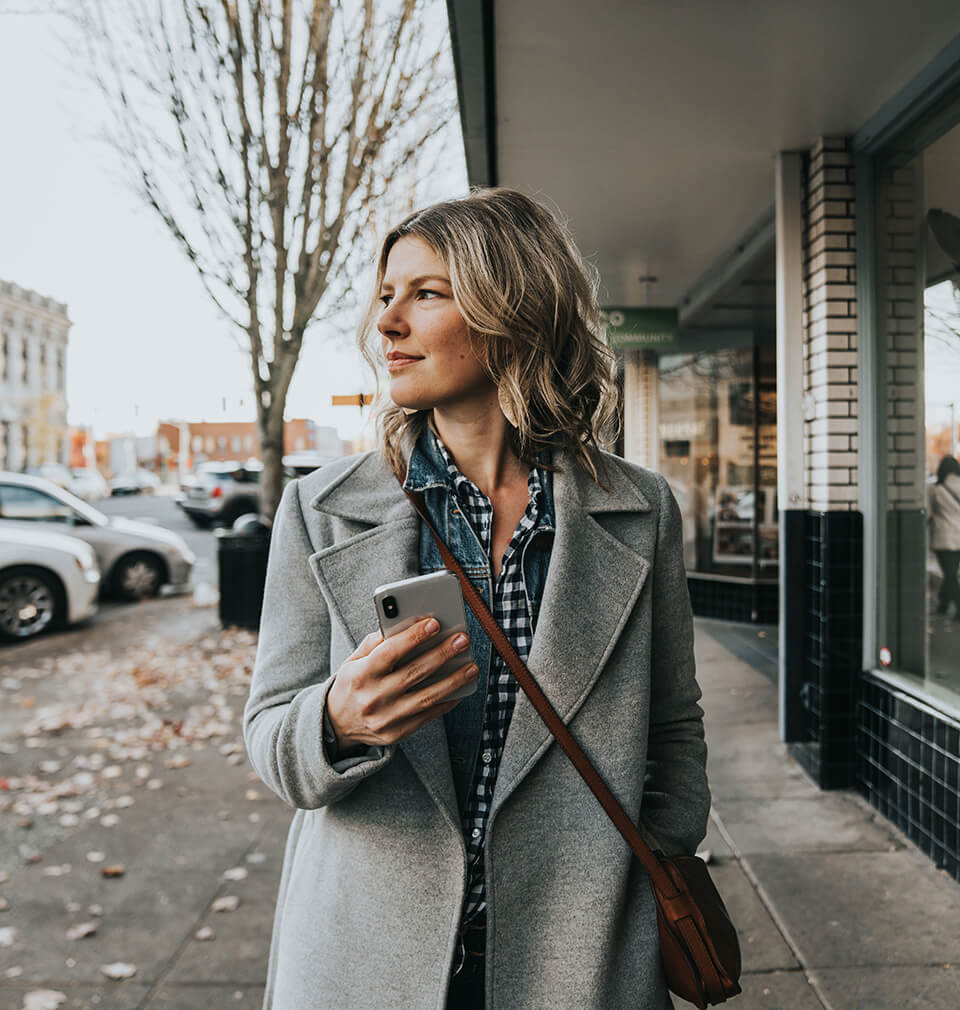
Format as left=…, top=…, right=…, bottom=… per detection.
left=430, top=432, right=554, bottom=926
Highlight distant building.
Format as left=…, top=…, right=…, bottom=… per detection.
left=0, top=280, right=70, bottom=470
left=154, top=418, right=344, bottom=471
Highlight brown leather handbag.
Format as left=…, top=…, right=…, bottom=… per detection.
left=406, top=489, right=743, bottom=1008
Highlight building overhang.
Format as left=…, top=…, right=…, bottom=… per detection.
left=446, top=1, right=960, bottom=316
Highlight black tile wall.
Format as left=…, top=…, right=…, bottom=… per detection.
left=687, top=577, right=778, bottom=624
left=858, top=675, right=960, bottom=881
left=787, top=511, right=863, bottom=788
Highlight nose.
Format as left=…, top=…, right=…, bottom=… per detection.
left=377, top=298, right=409, bottom=340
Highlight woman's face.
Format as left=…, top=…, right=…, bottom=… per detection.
left=378, top=236, right=494, bottom=413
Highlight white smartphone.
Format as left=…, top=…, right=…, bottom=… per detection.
left=373, top=571, right=477, bottom=700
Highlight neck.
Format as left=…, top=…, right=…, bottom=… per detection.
left=430, top=401, right=527, bottom=495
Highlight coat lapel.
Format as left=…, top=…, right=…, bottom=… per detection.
left=307, top=453, right=460, bottom=831
left=490, top=452, right=652, bottom=819
left=304, top=449, right=655, bottom=832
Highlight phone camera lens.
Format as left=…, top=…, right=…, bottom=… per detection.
left=382, top=596, right=398, bottom=619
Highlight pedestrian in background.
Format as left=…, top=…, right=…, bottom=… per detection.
left=929, top=454, right=960, bottom=619
left=243, top=188, right=710, bottom=1010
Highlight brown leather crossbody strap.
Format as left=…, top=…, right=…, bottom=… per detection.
left=404, top=489, right=679, bottom=898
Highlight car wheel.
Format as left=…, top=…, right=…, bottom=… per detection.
left=112, top=553, right=165, bottom=600
left=0, top=567, right=62, bottom=640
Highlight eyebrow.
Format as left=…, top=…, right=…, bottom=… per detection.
left=380, top=273, right=451, bottom=289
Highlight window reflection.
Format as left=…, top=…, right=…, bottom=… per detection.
left=658, top=346, right=778, bottom=580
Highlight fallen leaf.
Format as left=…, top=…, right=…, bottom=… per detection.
left=21, top=990, right=66, bottom=1010
left=194, top=926, right=215, bottom=941
left=246, top=852, right=265, bottom=865
left=88, top=904, right=104, bottom=917
left=212, top=895, right=239, bottom=912
left=0, top=926, right=16, bottom=946
left=86, top=851, right=105, bottom=863
left=101, top=865, right=125, bottom=878
left=0, top=898, right=9, bottom=911
left=41, top=865, right=71, bottom=877
left=223, top=867, right=247, bottom=881
left=66, top=921, right=98, bottom=941
left=100, top=962, right=136, bottom=980
left=100, top=813, right=120, bottom=827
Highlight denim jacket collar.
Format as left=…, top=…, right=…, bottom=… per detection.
left=402, top=423, right=556, bottom=527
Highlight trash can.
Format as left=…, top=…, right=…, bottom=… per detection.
left=216, top=513, right=272, bottom=630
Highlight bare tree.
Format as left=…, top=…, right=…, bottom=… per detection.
left=75, top=0, right=456, bottom=518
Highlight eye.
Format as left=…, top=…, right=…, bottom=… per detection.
left=378, top=293, right=392, bottom=306
left=417, top=289, right=441, bottom=300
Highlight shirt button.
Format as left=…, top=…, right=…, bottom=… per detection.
left=481, top=749, right=493, bottom=764
left=471, top=827, right=481, bottom=839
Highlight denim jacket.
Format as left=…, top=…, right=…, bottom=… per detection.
left=402, top=428, right=556, bottom=813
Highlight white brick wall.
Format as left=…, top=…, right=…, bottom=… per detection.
left=802, top=138, right=859, bottom=511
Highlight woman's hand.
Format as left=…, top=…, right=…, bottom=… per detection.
left=325, top=618, right=478, bottom=752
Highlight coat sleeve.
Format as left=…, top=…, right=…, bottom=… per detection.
left=242, top=479, right=396, bottom=809
left=639, top=472, right=710, bottom=856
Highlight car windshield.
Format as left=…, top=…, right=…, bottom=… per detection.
left=49, top=483, right=110, bottom=527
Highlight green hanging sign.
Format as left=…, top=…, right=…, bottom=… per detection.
left=602, top=307, right=678, bottom=349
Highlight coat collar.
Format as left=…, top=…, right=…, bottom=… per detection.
left=307, top=445, right=652, bottom=829
left=309, top=445, right=650, bottom=522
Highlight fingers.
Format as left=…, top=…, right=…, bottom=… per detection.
left=387, top=663, right=480, bottom=739
left=350, top=630, right=384, bottom=660
left=371, top=616, right=441, bottom=671
left=392, top=630, right=473, bottom=693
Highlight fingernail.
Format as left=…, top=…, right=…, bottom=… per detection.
left=424, top=618, right=439, bottom=634
left=453, top=633, right=469, bottom=650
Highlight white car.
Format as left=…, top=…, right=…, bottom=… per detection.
left=0, top=527, right=100, bottom=640
left=69, top=468, right=109, bottom=502
left=0, top=472, right=195, bottom=600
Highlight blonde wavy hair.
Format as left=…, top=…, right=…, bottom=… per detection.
left=357, top=187, right=620, bottom=483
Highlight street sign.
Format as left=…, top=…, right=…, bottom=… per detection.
left=602, top=307, right=678, bottom=349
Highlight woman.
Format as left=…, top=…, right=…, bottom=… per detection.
left=929, top=454, right=960, bottom=619
left=243, top=188, right=710, bottom=1010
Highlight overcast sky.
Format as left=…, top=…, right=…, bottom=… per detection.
left=0, top=3, right=466, bottom=444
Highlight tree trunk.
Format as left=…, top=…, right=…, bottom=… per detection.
left=259, top=400, right=286, bottom=524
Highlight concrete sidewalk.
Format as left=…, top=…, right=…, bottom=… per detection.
left=685, top=621, right=960, bottom=1010
left=1, top=613, right=959, bottom=1009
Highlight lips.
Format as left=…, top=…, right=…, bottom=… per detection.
left=386, top=352, right=423, bottom=370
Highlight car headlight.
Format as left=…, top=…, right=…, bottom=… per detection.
left=74, top=556, right=101, bottom=583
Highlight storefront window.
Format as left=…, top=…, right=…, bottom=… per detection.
left=874, top=117, right=960, bottom=702
left=657, top=345, right=778, bottom=580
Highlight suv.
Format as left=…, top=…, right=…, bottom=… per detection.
left=178, top=461, right=264, bottom=528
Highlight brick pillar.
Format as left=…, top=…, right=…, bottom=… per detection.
left=803, top=138, right=859, bottom=510
left=789, top=137, right=863, bottom=788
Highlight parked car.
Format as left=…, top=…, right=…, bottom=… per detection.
left=0, top=526, right=100, bottom=640
left=176, top=455, right=330, bottom=527
left=0, top=472, right=195, bottom=600
left=109, top=469, right=161, bottom=496
left=177, top=461, right=263, bottom=528
left=25, top=462, right=73, bottom=490
left=69, top=468, right=109, bottom=502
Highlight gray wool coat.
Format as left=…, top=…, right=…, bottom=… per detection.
left=243, top=447, right=710, bottom=1010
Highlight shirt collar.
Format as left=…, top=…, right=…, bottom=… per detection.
left=402, top=424, right=554, bottom=527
